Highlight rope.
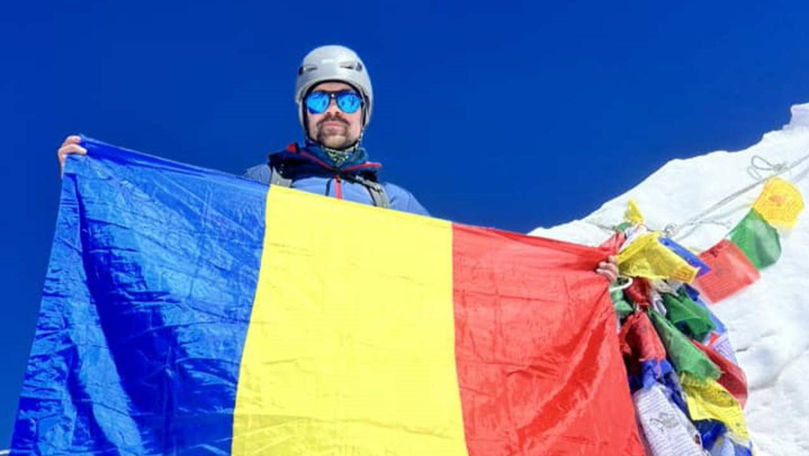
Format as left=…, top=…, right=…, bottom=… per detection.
left=609, top=276, right=633, bottom=292
left=666, top=151, right=809, bottom=240
left=587, top=221, right=618, bottom=233
left=747, top=155, right=789, bottom=181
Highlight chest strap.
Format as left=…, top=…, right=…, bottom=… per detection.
left=269, top=163, right=390, bottom=209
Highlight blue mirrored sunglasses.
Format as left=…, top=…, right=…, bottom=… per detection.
left=305, top=90, right=363, bottom=115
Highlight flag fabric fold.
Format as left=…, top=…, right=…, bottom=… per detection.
left=12, top=138, right=643, bottom=455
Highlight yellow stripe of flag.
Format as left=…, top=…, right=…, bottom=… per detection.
left=232, top=186, right=469, bottom=455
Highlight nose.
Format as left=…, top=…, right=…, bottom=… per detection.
left=324, top=97, right=341, bottom=115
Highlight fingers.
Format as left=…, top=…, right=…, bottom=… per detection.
left=596, top=267, right=618, bottom=283
left=62, top=135, right=82, bottom=146
left=596, top=257, right=620, bottom=283
left=58, top=143, right=87, bottom=163
left=57, top=135, right=87, bottom=174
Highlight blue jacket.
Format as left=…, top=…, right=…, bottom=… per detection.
left=243, top=142, right=429, bottom=216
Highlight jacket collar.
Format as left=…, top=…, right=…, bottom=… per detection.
left=276, top=141, right=382, bottom=176
left=304, top=141, right=372, bottom=170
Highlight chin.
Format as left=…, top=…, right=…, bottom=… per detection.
left=322, top=139, right=345, bottom=148
left=319, top=135, right=354, bottom=149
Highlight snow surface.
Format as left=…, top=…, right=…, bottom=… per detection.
left=531, top=103, right=809, bottom=456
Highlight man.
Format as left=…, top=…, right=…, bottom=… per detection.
left=57, top=44, right=618, bottom=280
left=241, top=45, right=429, bottom=216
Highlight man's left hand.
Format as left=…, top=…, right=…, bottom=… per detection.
left=596, top=255, right=619, bottom=283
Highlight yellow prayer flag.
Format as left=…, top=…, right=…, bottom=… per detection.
left=680, top=373, right=749, bottom=440
left=752, top=177, right=804, bottom=228
left=625, top=198, right=645, bottom=224
left=616, top=232, right=699, bottom=283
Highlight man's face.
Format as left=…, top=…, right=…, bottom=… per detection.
left=305, top=81, right=363, bottom=149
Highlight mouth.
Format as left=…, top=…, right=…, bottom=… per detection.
left=321, top=121, right=347, bottom=128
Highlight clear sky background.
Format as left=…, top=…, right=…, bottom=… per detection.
left=2, top=0, right=809, bottom=447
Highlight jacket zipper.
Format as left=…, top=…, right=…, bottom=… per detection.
left=334, top=175, right=343, bottom=199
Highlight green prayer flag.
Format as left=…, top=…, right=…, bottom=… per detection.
left=729, top=209, right=781, bottom=269
left=615, top=221, right=634, bottom=232
left=648, top=309, right=721, bottom=381
left=662, top=290, right=715, bottom=341
left=611, top=290, right=634, bottom=320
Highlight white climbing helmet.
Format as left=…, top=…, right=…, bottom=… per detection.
left=295, top=45, right=374, bottom=129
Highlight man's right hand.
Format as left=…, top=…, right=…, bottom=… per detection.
left=57, top=135, right=87, bottom=175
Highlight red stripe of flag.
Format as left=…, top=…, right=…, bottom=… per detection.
left=452, top=225, right=645, bottom=455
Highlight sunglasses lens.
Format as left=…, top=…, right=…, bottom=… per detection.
left=336, top=92, right=362, bottom=114
left=305, top=91, right=330, bottom=114
left=306, top=90, right=362, bottom=114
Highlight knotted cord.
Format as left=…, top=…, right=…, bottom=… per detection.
left=666, top=152, right=809, bottom=240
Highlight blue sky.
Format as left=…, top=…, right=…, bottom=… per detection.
left=2, top=0, right=809, bottom=447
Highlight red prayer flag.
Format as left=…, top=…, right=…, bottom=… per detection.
left=625, top=278, right=653, bottom=310
left=694, top=239, right=760, bottom=303
left=692, top=340, right=749, bottom=408
left=619, top=311, right=667, bottom=375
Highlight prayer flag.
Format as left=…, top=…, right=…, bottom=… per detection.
left=625, top=198, right=645, bottom=225
left=658, top=237, right=711, bottom=277
left=751, top=177, right=804, bottom=229
left=692, top=340, right=748, bottom=408
left=694, top=240, right=760, bottom=304
left=661, top=290, right=715, bottom=342
left=647, top=310, right=721, bottom=381
left=679, top=374, right=749, bottom=440
left=617, top=233, right=699, bottom=283
left=728, top=209, right=781, bottom=270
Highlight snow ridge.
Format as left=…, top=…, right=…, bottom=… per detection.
left=533, top=102, right=809, bottom=456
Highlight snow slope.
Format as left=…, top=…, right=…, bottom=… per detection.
left=532, top=103, right=809, bottom=456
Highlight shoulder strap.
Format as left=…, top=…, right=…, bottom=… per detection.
left=269, top=163, right=293, bottom=187
left=352, top=174, right=390, bottom=209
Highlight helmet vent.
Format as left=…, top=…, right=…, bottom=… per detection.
left=298, top=64, right=318, bottom=75
left=339, top=61, right=363, bottom=72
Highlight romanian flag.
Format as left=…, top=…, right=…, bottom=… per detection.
left=12, top=139, right=643, bottom=455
